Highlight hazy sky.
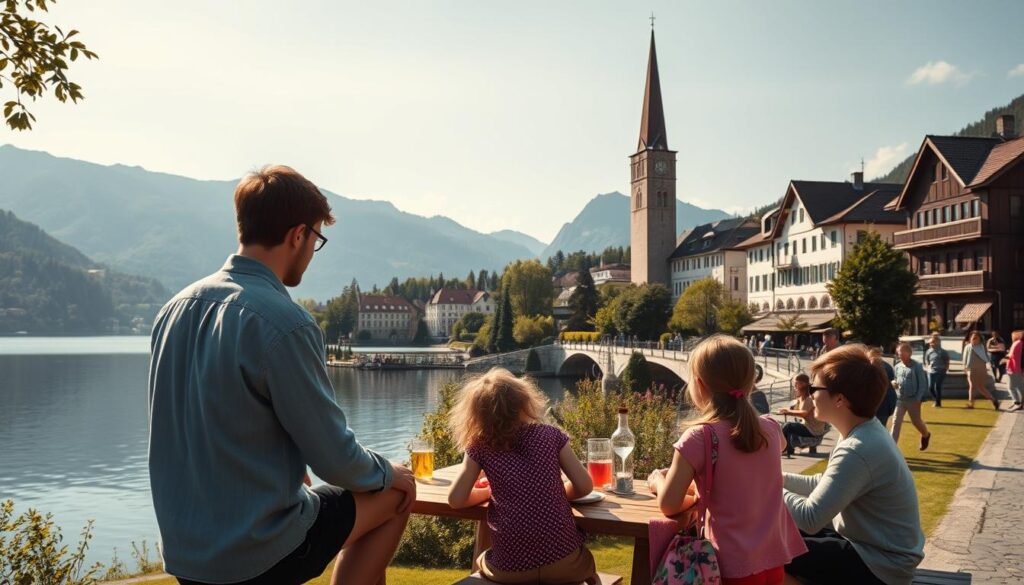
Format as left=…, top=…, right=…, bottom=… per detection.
left=5, top=1, right=1024, bottom=242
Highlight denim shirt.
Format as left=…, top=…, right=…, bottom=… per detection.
left=924, top=347, right=949, bottom=372
left=148, top=255, right=393, bottom=583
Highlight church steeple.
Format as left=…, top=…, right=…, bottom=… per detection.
left=637, top=30, right=668, bottom=152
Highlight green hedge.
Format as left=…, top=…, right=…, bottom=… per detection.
left=559, top=331, right=601, bottom=342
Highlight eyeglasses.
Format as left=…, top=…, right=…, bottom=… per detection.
left=306, top=225, right=328, bottom=252
left=808, top=385, right=829, bottom=395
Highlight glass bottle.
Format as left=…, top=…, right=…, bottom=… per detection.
left=610, top=406, right=635, bottom=494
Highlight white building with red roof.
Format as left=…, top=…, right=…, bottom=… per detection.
left=426, top=289, right=494, bottom=338
left=356, top=294, right=417, bottom=342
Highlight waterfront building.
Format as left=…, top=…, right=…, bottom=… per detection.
left=591, top=263, right=631, bottom=290
left=669, top=219, right=759, bottom=303
left=356, top=294, right=417, bottom=342
left=425, top=288, right=493, bottom=338
left=889, top=115, right=1024, bottom=334
left=736, top=173, right=905, bottom=334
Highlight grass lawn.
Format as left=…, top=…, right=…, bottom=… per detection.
left=120, top=400, right=997, bottom=585
left=800, top=398, right=999, bottom=535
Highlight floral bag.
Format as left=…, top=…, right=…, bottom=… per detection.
left=652, top=424, right=722, bottom=585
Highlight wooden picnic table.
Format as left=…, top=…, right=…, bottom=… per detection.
left=412, top=464, right=666, bottom=584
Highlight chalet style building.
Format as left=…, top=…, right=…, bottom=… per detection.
left=737, top=174, right=906, bottom=334
left=890, top=115, right=1024, bottom=335
left=669, top=218, right=759, bottom=302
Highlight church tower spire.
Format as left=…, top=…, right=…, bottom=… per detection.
left=637, top=30, right=668, bottom=152
left=630, top=26, right=677, bottom=287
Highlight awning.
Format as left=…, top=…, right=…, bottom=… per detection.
left=741, top=311, right=837, bottom=333
left=954, top=302, right=992, bottom=324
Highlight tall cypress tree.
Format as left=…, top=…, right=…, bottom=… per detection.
left=566, top=268, right=599, bottom=331
left=495, top=284, right=516, bottom=352
left=487, top=289, right=502, bottom=353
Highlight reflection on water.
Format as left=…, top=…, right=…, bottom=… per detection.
left=0, top=342, right=574, bottom=565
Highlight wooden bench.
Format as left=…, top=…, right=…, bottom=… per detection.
left=912, top=568, right=972, bottom=584
left=453, top=572, right=622, bottom=585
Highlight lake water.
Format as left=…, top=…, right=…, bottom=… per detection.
left=0, top=337, right=573, bottom=567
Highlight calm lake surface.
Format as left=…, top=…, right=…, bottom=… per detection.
left=0, top=337, right=573, bottom=566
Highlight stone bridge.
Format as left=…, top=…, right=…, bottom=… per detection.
left=465, top=342, right=693, bottom=390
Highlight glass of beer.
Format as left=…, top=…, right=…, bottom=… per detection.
left=410, top=437, right=434, bottom=480
left=587, top=438, right=613, bottom=490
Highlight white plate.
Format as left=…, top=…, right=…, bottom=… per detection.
left=571, top=491, right=606, bottom=505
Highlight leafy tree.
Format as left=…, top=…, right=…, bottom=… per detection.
left=1, top=0, right=98, bottom=130
left=412, top=319, right=430, bottom=344
left=475, top=315, right=493, bottom=351
left=476, top=269, right=489, bottom=291
left=495, top=284, right=516, bottom=352
left=500, top=259, right=554, bottom=318
left=488, top=271, right=499, bottom=291
left=455, top=311, right=486, bottom=334
left=828, top=230, right=920, bottom=346
left=593, top=302, right=618, bottom=335
left=525, top=348, right=541, bottom=372
left=611, top=284, right=671, bottom=340
left=620, top=351, right=653, bottom=394
left=565, top=268, right=598, bottom=331
left=669, top=278, right=724, bottom=335
left=717, top=297, right=754, bottom=336
left=464, top=270, right=476, bottom=289
left=776, top=314, right=809, bottom=332
left=451, top=321, right=464, bottom=341
left=513, top=314, right=553, bottom=347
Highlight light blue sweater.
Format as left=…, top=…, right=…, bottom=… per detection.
left=148, top=256, right=393, bottom=583
left=783, top=418, right=924, bottom=585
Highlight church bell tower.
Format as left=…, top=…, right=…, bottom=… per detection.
left=630, top=28, right=677, bottom=286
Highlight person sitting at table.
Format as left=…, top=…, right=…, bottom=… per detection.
left=783, top=344, right=924, bottom=585
left=447, top=368, right=599, bottom=585
left=778, top=373, right=827, bottom=456
left=648, top=335, right=806, bottom=585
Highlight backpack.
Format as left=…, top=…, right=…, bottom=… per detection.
left=652, top=425, right=723, bottom=585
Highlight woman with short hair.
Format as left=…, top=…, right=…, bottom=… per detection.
left=783, top=344, right=924, bottom=585
left=891, top=342, right=931, bottom=450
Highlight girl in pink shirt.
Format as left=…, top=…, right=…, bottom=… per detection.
left=648, top=335, right=806, bottom=585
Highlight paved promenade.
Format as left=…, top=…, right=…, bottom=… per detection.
left=920, top=405, right=1024, bottom=584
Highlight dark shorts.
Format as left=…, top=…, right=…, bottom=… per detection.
left=178, top=485, right=356, bottom=585
left=785, top=527, right=884, bottom=585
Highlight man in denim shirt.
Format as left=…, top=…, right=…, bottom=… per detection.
left=149, top=166, right=416, bottom=585
left=924, top=335, right=950, bottom=407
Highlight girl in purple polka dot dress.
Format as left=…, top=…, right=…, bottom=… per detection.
left=448, top=368, right=599, bottom=584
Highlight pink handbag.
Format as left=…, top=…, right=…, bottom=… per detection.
left=652, top=425, right=723, bottom=585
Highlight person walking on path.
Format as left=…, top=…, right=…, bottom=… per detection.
left=1003, top=330, right=1023, bottom=411
left=148, top=166, right=416, bottom=585
left=868, top=347, right=897, bottom=427
left=891, top=342, right=932, bottom=450
left=987, top=330, right=1008, bottom=383
left=924, top=335, right=950, bottom=407
left=964, top=331, right=999, bottom=410
left=783, top=345, right=925, bottom=585
left=778, top=373, right=827, bottom=457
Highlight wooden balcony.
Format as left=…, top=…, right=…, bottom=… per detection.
left=894, top=217, right=986, bottom=249
left=915, top=270, right=987, bottom=294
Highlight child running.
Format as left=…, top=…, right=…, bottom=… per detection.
left=448, top=368, right=599, bottom=585
left=648, top=334, right=806, bottom=585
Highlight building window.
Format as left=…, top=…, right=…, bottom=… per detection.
left=957, top=252, right=964, bottom=272
left=812, top=237, right=817, bottom=252
left=831, top=231, right=838, bottom=247
left=972, top=199, right=980, bottom=218
left=802, top=238, right=807, bottom=253
left=733, top=276, right=739, bottom=291
left=1011, top=195, right=1022, bottom=220
left=931, top=208, right=939, bottom=225
left=942, top=206, right=950, bottom=223
left=962, top=201, right=970, bottom=218
left=973, top=250, right=983, bottom=271
left=750, top=276, right=754, bottom=291
left=791, top=210, right=797, bottom=225
left=799, top=208, right=805, bottom=223
left=951, top=204, right=959, bottom=221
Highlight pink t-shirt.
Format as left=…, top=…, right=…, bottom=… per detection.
left=1007, top=339, right=1022, bottom=375
left=675, top=417, right=807, bottom=578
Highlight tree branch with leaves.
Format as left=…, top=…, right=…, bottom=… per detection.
left=1, top=0, right=97, bottom=130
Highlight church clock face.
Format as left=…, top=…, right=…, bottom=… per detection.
left=654, top=160, right=668, bottom=175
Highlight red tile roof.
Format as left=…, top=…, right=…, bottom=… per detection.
left=428, top=288, right=488, bottom=306
left=968, top=136, right=1024, bottom=188
left=359, top=295, right=414, bottom=313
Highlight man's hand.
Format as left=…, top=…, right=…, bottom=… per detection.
left=391, top=463, right=417, bottom=514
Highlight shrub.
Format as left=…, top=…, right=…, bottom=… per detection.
left=620, top=351, right=653, bottom=394
left=525, top=348, right=541, bottom=372
left=393, top=383, right=476, bottom=568
left=552, top=379, right=679, bottom=477
left=558, top=331, right=600, bottom=343
left=0, top=499, right=102, bottom=585
left=356, top=329, right=372, bottom=341
left=513, top=315, right=553, bottom=347
left=659, top=332, right=673, bottom=347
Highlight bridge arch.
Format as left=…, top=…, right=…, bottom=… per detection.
left=645, top=361, right=687, bottom=393
left=557, top=352, right=603, bottom=378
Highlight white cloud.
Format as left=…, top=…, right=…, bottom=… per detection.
left=906, top=61, right=972, bottom=86
left=1008, top=64, right=1024, bottom=78
left=863, top=143, right=910, bottom=179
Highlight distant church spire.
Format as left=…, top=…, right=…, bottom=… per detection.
left=637, top=29, right=668, bottom=152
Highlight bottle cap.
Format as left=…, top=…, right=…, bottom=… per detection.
left=618, top=407, right=629, bottom=414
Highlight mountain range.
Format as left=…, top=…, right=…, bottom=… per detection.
left=0, top=145, right=730, bottom=301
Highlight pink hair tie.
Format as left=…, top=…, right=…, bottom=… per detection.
left=729, top=390, right=745, bottom=398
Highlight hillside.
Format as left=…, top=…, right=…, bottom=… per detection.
left=877, top=93, right=1024, bottom=183
left=540, top=192, right=732, bottom=259
left=488, top=229, right=547, bottom=256
left=0, top=209, right=167, bottom=334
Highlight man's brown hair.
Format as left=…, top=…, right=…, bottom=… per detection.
left=808, top=343, right=888, bottom=418
left=234, top=165, right=335, bottom=247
